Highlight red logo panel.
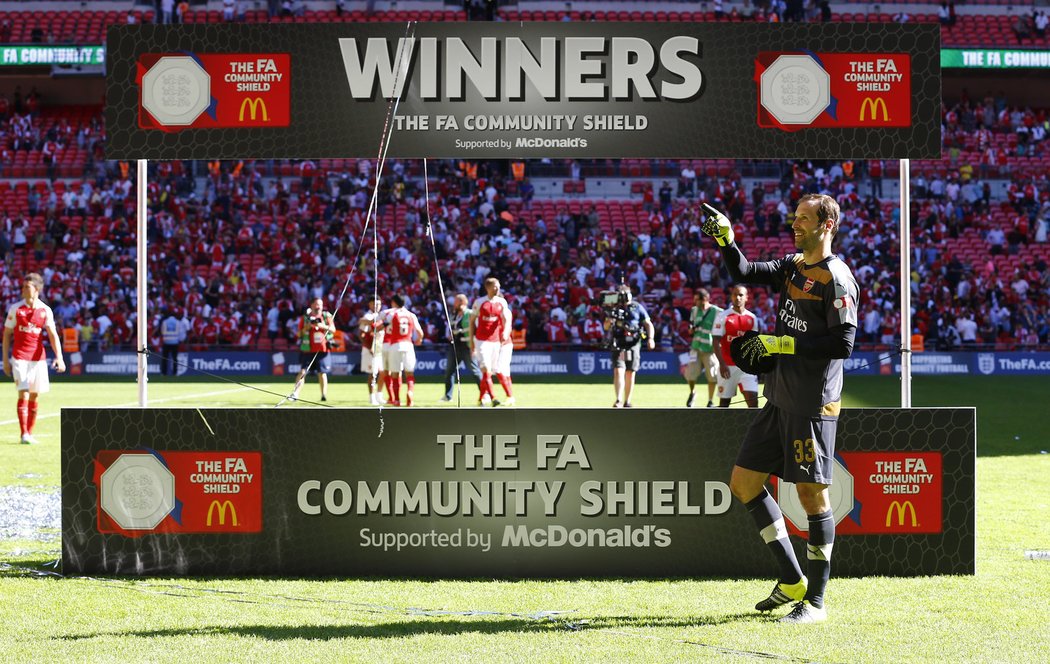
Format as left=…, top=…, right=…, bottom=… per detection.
left=138, top=52, right=291, bottom=131
left=756, top=52, right=911, bottom=130
left=839, top=452, right=942, bottom=534
left=95, top=450, right=263, bottom=536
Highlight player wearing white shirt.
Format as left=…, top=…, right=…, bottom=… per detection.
left=358, top=298, right=385, bottom=405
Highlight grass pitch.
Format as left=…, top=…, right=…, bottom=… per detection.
left=1, top=375, right=1048, bottom=662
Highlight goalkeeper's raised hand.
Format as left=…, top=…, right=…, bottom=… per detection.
left=739, top=333, right=795, bottom=365
left=699, top=203, right=734, bottom=247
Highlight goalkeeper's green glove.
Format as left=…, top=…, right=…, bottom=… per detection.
left=699, top=203, right=735, bottom=246
left=739, top=334, right=795, bottom=364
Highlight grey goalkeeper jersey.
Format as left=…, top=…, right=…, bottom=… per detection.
left=722, top=245, right=860, bottom=418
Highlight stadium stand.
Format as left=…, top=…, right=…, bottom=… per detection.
left=0, top=3, right=1048, bottom=47
left=0, top=1, right=1047, bottom=356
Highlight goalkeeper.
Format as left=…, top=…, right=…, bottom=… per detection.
left=700, top=194, right=859, bottom=625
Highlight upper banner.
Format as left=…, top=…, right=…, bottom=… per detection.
left=105, top=23, right=940, bottom=159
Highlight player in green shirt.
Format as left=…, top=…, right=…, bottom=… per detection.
left=684, top=288, right=722, bottom=407
left=442, top=294, right=482, bottom=402
left=291, top=297, right=336, bottom=402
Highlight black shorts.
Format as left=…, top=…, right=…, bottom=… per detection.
left=299, top=351, right=331, bottom=375
left=735, top=402, right=837, bottom=485
left=611, top=345, right=641, bottom=371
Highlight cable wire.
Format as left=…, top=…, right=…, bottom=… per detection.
left=422, top=158, right=464, bottom=406
left=274, top=21, right=416, bottom=410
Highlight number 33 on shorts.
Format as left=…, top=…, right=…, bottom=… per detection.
left=793, top=438, right=816, bottom=463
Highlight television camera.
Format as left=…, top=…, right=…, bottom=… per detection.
left=597, top=288, right=642, bottom=351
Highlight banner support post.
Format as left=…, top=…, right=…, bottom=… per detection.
left=136, top=158, right=149, bottom=407
left=899, top=158, right=912, bottom=408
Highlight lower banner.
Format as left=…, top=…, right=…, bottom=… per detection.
left=62, top=408, right=975, bottom=577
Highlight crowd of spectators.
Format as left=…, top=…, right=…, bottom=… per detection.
left=1, top=156, right=1045, bottom=356
left=903, top=94, right=1050, bottom=349
left=1011, top=10, right=1050, bottom=44
left=0, top=90, right=1048, bottom=355
left=941, top=92, right=1050, bottom=170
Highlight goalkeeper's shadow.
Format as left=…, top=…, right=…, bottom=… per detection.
left=53, top=612, right=767, bottom=641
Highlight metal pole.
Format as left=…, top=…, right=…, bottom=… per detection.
left=898, top=158, right=912, bottom=408
left=136, top=159, right=148, bottom=407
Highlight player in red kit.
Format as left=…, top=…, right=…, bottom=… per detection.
left=378, top=294, right=423, bottom=406
left=471, top=277, right=513, bottom=406
left=712, top=285, right=761, bottom=408
left=3, top=273, right=66, bottom=444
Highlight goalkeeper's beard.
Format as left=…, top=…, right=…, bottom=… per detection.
left=793, top=228, right=824, bottom=253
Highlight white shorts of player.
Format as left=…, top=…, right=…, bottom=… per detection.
left=384, top=342, right=417, bottom=373
left=497, top=343, right=513, bottom=376
left=717, top=364, right=758, bottom=398
left=11, top=359, right=50, bottom=393
left=361, top=347, right=384, bottom=375
left=476, top=340, right=503, bottom=373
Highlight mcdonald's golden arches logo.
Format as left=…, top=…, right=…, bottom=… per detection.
left=859, top=96, right=889, bottom=122
left=207, top=500, right=240, bottom=527
left=238, top=97, right=269, bottom=122
left=885, top=500, right=917, bottom=528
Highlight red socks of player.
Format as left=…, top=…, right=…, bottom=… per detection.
left=16, top=401, right=28, bottom=436
left=381, top=376, right=413, bottom=406
left=16, top=400, right=36, bottom=435
left=480, top=373, right=495, bottom=401
left=496, top=374, right=513, bottom=397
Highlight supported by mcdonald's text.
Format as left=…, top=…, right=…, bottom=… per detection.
left=359, top=524, right=675, bottom=553
left=361, top=527, right=492, bottom=552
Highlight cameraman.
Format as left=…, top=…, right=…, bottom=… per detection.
left=606, top=284, right=655, bottom=408
left=291, top=297, right=335, bottom=402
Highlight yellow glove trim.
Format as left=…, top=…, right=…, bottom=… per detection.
left=759, top=335, right=795, bottom=355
